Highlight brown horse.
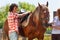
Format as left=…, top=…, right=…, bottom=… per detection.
left=18, top=2, right=49, bottom=40
left=2, top=2, right=49, bottom=40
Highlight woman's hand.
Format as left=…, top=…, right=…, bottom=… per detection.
left=53, top=26, right=60, bottom=30
left=18, top=11, right=31, bottom=18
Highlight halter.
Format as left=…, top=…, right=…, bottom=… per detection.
left=39, top=7, right=49, bottom=29
left=40, top=17, right=49, bottom=29
left=31, top=5, right=49, bottom=29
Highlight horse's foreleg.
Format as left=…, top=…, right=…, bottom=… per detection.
left=22, top=37, right=26, bottom=40
left=38, top=35, right=44, bottom=40
left=28, top=38, right=33, bottom=40
left=38, top=38, right=43, bottom=40
left=28, top=35, right=33, bottom=40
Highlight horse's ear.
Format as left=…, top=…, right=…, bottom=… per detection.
left=38, top=3, right=40, bottom=6
left=46, top=1, right=48, bottom=7
left=38, top=3, right=42, bottom=8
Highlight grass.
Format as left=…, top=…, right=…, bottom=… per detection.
left=1, top=34, right=51, bottom=40
left=44, top=34, right=51, bottom=40
left=19, top=34, right=51, bottom=40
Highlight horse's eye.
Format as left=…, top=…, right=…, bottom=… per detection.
left=44, top=11, right=46, bottom=13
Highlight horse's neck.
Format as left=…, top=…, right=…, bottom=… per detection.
left=32, top=12, right=40, bottom=27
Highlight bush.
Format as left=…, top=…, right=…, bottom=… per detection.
left=45, top=27, right=52, bottom=34
left=0, top=22, right=3, bottom=28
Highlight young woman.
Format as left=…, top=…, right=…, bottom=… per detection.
left=52, top=8, right=60, bottom=40
left=8, top=3, right=30, bottom=40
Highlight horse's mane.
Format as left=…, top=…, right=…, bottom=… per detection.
left=31, top=7, right=39, bottom=20
left=32, top=7, right=39, bottom=15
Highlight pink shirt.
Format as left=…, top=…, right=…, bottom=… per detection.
left=8, top=12, right=18, bottom=34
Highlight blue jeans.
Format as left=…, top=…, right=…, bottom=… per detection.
left=9, top=31, right=18, bottom=40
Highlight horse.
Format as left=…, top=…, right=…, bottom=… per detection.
left=18, top=2, right=49, bottom=40
left=2, top=2, right=49, bottom=40
left=2, top=19, right=9, bottom=40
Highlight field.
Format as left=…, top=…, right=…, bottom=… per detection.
left=0, top=29, right=51, bottom=40
left=0, top=34, right=51, bottom=40
left=19, top=34, right=51, bottom=40
left=44, top=34, right=51, bottom=40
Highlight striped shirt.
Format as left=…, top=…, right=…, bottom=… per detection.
left=8, top=12, right=18, bottom=34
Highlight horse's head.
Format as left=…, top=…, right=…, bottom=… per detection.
left=38, top=2, right=49, bottom=27
left=33, top=2, right=49, bottom=28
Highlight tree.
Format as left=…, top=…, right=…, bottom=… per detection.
left=18, top=2, right=35, bottom=11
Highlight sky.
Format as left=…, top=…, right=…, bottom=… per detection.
left=0, top=0, right=60, bottom=23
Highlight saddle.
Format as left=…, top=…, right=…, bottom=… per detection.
left=20, top=13, right=31, bottom=28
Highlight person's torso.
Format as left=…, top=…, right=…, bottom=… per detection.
left=7, top=12, right=18, bottom=34
left=52, top=16, right=60, bottom=34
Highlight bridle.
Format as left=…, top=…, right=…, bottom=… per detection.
left=39, top=6, right=49, bottom=29
left=31, top=5, right=49, bottom=29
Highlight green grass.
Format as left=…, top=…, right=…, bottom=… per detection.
left=34, top=34, right=51, bottom=40
left=44, top=34, right=51, bottom=40
left=19, top=34, right=51, bottom=40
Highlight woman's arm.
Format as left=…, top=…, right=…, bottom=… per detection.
left=17, top=11, right=31, bottom=18
left=52, top=22, right=60, bottom=30
left=52, top=26, right=60, bottom=30
left=51, top=16, right=60, bottom=30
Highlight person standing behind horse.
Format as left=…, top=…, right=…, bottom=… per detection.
left=52, top=8, right=60, bottom=40
left=8, top=3, right=30, bottom=40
